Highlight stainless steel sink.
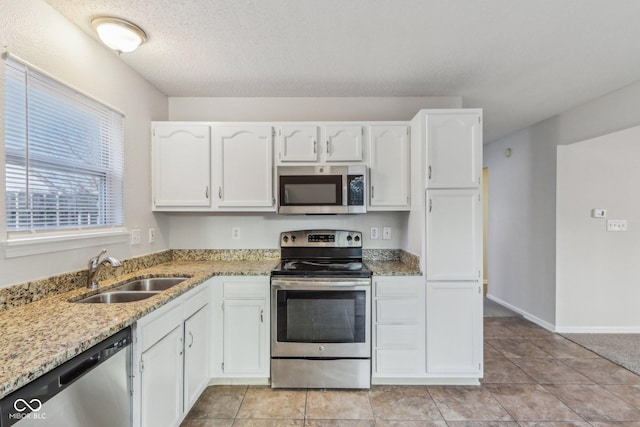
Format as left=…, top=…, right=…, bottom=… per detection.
left=112, top=277, right=188, bottom=292
left=75, top=291, right=160, bottom=304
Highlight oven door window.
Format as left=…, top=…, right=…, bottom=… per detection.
left=280, top=175, right=342, bottom=206
left=276, top=290, right=366, bottom=343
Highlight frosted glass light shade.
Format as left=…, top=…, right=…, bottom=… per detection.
left=92, top=17, right=147, bottom=53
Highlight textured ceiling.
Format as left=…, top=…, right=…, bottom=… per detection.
left=44, top=0, right=640, bottom=142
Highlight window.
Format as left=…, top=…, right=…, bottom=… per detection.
left=4, top=58, right=124, bottom=235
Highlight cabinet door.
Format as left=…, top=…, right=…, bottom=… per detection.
left=426, top=189, right=481, bottom=281
left=222, top=299, right=267, bottom=375
left=278, top=126, right=318, bottom=162
left=213, top=126, right=274, bottom=208
left=152, top=124, right=211, bottom=207
left=324, top=125, right=364, bottom=161
left=369, top=125, right=410, bottom=209
left=426, top=282, right=482, bottom=376
left=184, top=305, right=209, bottom=411
left=140, top=325, right=184, bottom=427
left=426, top=112, right=481, bottom=189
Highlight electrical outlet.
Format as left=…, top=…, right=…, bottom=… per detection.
left=370, top=227, right=379, bottom=240
left=607, top=219, right=627, bottom=232
left=130, top=229, right=141, bottom=245
left=382, top=226, right=392, bottom=240
left=232, top=227, right=241, bottom=240
left=148, top=228, right=156, bottom=243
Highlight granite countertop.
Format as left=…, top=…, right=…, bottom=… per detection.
left=0, top=253, right=418, bottom=400
left=0, top=258, right=277, bottom=400
left=365, top=260, right=422, bottom=276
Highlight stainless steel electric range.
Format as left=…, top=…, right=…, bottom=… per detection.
left=270, top=229, right=372, bottom=389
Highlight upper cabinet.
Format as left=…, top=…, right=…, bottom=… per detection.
left=426, top=112, right=482, bottom=189
left=152, top=124, right=211, bottom=208
left=275, top=124, right=365, bottom=164
left=368, top=125, right=410, bottom=210
left=323, top=125, right=364, bottom=162
left=212, top=126, right=274, bottom=209
left=277, top=126, right=319, bottom=162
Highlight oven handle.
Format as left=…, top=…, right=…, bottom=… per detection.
left=271, top=280, right=370, bottom=290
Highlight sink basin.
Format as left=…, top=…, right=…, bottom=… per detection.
left=113, top=277, right=188, bottom=292
left=75, top=291, right=159, bottom=304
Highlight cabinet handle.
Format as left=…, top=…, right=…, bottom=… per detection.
left=428, top=165, right=432, bottom=180
left=326, top=141, right=330, bottom=154
left=218, top=186, right=222, bottom=199
left=188, top=331, right=194, bottom=349
left=205, top=186, right=209, bottom=199
left=179, top=337, right=183, bottom=356
left=371, top=186, right=374, bottom=199
left=313, top=140, right=317, bottom=154
left=260, top=309, right=264, bottom=323
left=429, top=199, right=433, bottom=212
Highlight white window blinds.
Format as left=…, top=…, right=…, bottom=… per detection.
left=4, top=58, right=124, bottom=232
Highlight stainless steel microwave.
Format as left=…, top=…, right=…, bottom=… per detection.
left=277, top=165, right=367, bottom=214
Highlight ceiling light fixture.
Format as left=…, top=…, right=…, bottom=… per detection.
left=91, top=16, right=147, bottom=54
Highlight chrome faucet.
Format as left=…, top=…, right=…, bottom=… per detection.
left=87, top=249, right=122, bottom=289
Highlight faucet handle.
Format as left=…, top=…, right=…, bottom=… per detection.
left=89, top=248, right=108, bottom=268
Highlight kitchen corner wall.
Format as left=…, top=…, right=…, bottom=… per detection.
left=167, top=96, right=462, bottom=251
left=484, top=79, right=640, bottom=330
left=0, top=0, right=169, bottom=288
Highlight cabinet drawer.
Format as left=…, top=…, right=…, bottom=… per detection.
left=375, top=349, right=422, bottom=374
left=376, top=324, right=419, bottom=348
left=375, top=280, right=421, bottom=298
left=183, top=285, right=209, bottom=319
left=223, top=282, right=266, bottom=298
left=140, top=304, right=182, bottom=352
left=376, top=299, right=419, bottom=323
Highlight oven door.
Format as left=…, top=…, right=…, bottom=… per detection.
left=271, top=277, right=371, bottom=358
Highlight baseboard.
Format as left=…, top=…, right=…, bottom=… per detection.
left=485, top=293, right=556, bottom=332
left=555, top=325, right=640, bottom=333
left=209, top=377, right=270, bottom=386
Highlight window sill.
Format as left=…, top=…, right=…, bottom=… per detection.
left=2, top=229, right=130, bottom=259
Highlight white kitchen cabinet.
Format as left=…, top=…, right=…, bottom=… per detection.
left=323, top=125, right=364, bottom=162
left=277, top=125, right=319, bottom=162
left=368, top=125, right=410, bottom=210
left=183, top=305, right=209, bottom=411
left=213, top=126, right=274, bottom=208
left=426, top=111, right=482, bottom=189
left=372, top=276, right=426, bottom=381
left=134, top=283, right=210, bottom=427
left=426, top=282, right=482, bottom=377
left=426, top=189, right=482, bottom=281
left=152, top=124, right=211, bottom=208
left=211, top=277, right=270, bottom=381
left=140, top=324, right=183, bottom=427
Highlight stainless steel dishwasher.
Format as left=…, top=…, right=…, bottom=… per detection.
left=0, top=327, right=132, bottom=427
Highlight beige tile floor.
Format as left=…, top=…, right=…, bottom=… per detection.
left=181, top=316, right=640, bottom=427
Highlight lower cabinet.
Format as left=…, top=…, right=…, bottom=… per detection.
left=211, top=276, right=270, bottom=382
left=134, top=282, right=211, bottom=427
left=372, top=276, right=426, bottom=382
left=426, top=281, right=483, bottom=377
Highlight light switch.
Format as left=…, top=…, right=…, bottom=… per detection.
left=591, top=209, right=607, bottom=218
left=370, top=227, right=379, bottom=240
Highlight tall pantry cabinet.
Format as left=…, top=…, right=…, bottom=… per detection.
left=413, top=109, right=483, bottom=382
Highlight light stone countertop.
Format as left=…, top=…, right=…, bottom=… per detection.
left=0, top=255, right=419, bottom=400
left=0, top=259, right=278, bottom=400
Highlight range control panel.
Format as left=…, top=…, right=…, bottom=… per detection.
left=280, top=230, right=362, bottom=248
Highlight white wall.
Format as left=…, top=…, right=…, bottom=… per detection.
left=169, top=97, right=461, bottom=122
left=484, top=80, right=640, bottom=329
left=168, top=212, right=407, bottom=249
left=556, top=126, right=640, bottom=332
left=0, top=0, right=169, bottom=288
